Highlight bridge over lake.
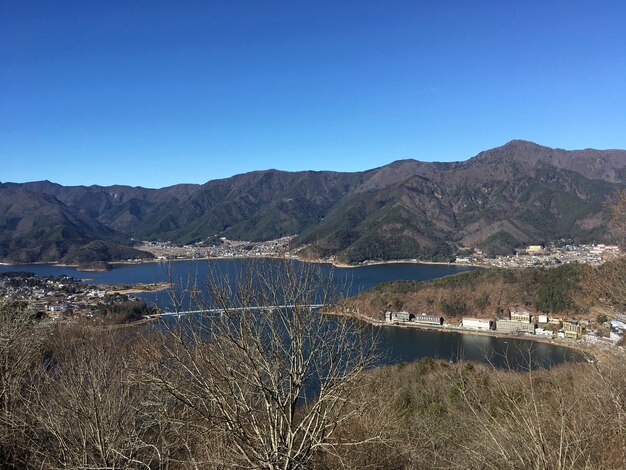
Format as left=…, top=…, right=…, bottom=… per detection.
left=144, top=304, right=326, bottom=319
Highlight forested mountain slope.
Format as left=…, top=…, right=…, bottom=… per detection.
left=2, top=140, right=625, bottom=263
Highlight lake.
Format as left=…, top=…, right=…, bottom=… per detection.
left=0, top=259, right=583, bottom=368
left=0, top=258, right=473, bottom=291
left=0, top=258, right=474, bottom=306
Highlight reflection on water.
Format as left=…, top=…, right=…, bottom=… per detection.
left=371, top=323, right=581, bottom=370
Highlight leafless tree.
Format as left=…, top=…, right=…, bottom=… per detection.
left=452, top=356, right=605, bottom=470
left=24, top=325, right=161, bottom=469
left=584, top=356, right=626, bottom=470
left=0, top=300, right=48, bottom=467
left=145, top=259, right=380, bottom=469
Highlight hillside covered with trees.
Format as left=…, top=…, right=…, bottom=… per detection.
left=345, top=259, right=626, bottom=323
left=3, top=140, right=626, bottom=263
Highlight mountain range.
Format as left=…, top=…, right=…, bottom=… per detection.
left=2, top=140, right=625, bottom=264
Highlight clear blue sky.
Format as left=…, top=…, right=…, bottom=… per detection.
left=1, top=1, right=625, bottom=187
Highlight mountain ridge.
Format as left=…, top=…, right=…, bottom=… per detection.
left=2, top=140, right=625, bottom=263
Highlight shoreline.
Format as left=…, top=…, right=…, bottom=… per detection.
left=5, top=258, right=620, bottom=361
left=0, top=255, right=484, bottom=271
left=105, top=282, right=171, bottom=295
left=140, top=308, right=615, bottom=361
left=329, top=311, right=624, bottom=361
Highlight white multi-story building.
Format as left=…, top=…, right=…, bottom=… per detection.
left=461, top=318, right=494, bottom=331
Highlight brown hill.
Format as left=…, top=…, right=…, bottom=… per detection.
left=343, top=261, right=610, bottom=323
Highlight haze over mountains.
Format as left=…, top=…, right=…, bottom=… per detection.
left=2, top=140, right=625, bottom=264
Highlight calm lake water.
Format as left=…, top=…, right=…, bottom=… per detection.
left=0, top=259, right=583, bottom=369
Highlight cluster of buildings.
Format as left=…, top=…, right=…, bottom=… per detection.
left=205, top=236, right=294, bottom=258
left=458, top=309, right=570, bottom=338
left=140, top=241, right=209, bottom=260
left=456, top=244, right=621, bottom=268
left=0, top=272, right=135, bottom=319
left=586, top=318, right=626, bottom=346
left=384, top=305, right=625, bottom=347
left=385, top=311, right=444, bottom=326
left=140, top=236, right=295, bottom=261
left=461, top=308, right=585, bottom=339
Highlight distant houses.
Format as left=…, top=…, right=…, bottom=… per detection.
left=413, top=314, right=444, bottom=326
left=48, top=304, right=69, bottom=312
left=384, top=311, right=443, bottom=326
left=385, top=311, right=413, bottom=322
left=563, top=320, right=582, bottom=339
left=611, top=319, right=626, bottom=330
left=535, top=327, right=554, bottom=337
left=610, top=328, right=624, bottom=343
left=509, top=308, right=532, bottom=323
left=461, top=318, right=494, bottom=331
left=495, top=319, right=536, bottom=334
left=382, top=305, right=625, bottom=347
